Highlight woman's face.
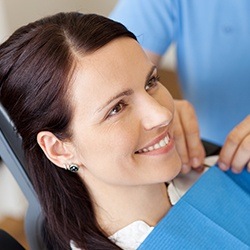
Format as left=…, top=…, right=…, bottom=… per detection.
left=69, top=38, right=181, bottom=188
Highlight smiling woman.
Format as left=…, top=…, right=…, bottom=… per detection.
left=0, top=12, right=193, bottom=250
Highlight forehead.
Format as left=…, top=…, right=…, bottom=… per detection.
left=75, top=37, right=150, bottom=85
left=70, top=37, right=152, bottom=117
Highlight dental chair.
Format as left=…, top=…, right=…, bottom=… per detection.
left=0, top=104, right=45, bottom=250
left=0, top=229, right=26, bottom=250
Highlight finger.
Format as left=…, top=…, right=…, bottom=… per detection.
left=218, top=115, right=250, bottom=171
left=176, top=100, right=205, bottom=168
left=230, top=134, right=250, bottom=173
left=185, top=129, right=205, bottom=169
left=173, top=103, right=190, bottom=174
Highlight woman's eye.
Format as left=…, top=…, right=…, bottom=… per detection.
left=145, top=75, right=160, bottom=91
left=107, top=101, right=128, bottom=118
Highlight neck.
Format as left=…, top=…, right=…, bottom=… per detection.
left=86, top=181, right=171, bottom=236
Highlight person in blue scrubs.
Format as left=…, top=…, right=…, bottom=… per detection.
left=110, top=0, right=250, bottom=173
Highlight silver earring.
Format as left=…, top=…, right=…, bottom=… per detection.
left=64, top=163, right=79, bottom=172
left=69, top=164, right=79, bottom=172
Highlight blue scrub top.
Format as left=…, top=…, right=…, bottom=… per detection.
left=110, top=0, right=250, bottom=145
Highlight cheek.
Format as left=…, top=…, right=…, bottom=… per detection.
left=75, top=124, right=140, bottom=185
left=74, top=122, right=138, bottom=166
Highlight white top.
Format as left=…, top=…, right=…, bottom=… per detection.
left=71, top=156, right=217, bottom=250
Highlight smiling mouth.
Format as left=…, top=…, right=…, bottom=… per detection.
left=135, top=134, right=170, bottom=154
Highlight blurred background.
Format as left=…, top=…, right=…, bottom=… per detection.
left=0, top=1, right=180, bottom=248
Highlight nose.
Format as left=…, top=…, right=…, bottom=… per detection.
left=140, top=95, right=173, bottom=131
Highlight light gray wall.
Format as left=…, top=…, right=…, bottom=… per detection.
left=0, top=0, right=117, bottom=42
left=0, top=0, right=175, bottom=69
left=0, top=1, right=9, bottom=42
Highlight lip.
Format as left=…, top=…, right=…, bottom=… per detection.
left=135, top=131, right=174, bottom=154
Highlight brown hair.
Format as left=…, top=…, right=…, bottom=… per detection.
left=0, top=12, right=136, bottom=249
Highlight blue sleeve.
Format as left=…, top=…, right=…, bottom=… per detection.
left=110, top=0, right=178, bottom=55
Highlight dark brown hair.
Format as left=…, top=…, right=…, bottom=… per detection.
left=0, top=12, right=136, bottom=249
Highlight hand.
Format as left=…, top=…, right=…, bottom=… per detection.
left=173, top=100, right=205, bottom=174
left=218, top=116, right=250, bottom=173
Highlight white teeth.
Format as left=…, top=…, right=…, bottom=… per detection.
left=164, top=136, right=169, bottom=144
left=138, top=134, right=170, bottom=153
left=159, top=139, right=166, bottom=147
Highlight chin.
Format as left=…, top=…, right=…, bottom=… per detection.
left=164, top=152, right=182, bottom=182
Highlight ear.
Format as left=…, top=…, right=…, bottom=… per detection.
left=37, top=131, right=74, bottom=169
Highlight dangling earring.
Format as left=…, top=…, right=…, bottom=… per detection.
left=64, top=163, right=79, bottom=173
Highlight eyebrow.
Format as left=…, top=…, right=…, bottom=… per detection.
left=96, top=65, right=157, bottom=113
left=96, top=89, right=134, bottom=113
